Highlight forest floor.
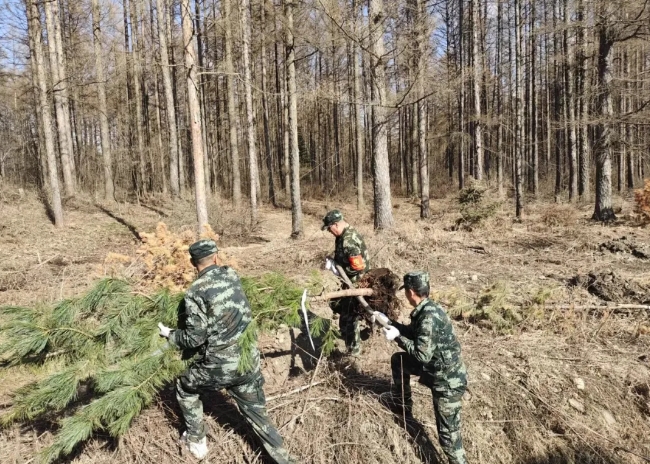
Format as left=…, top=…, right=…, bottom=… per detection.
left=0, top=184, right=649, bottom=464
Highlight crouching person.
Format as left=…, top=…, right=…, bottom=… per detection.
left=158, top=239, right=295, bottom=463
left=376, top=271, right=469, bottom=464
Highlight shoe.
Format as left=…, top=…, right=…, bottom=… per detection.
left=180, top=432, right=208, bottom=459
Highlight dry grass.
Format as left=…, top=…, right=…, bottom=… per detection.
left=1, top=184, right=649, bottom=463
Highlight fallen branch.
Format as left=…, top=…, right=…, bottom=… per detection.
left=313, top=288, right=374, bottom=301
left=266, top=380, right=325, bottom=402
left=547, top=304, right=650, bottom=312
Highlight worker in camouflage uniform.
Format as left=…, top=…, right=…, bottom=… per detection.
left=158, top=239, right=295, bottom=463
left=373, top=272, right=469, bottom=464
left=322, top=209, right=370, bottom=356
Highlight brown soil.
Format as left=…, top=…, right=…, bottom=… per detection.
left=569, top=271, right=650, bottom=304
left=1, top=186, right=649, bottom=464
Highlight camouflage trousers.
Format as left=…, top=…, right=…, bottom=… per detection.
left=330, top=297, right=361, bottom=355
left=390, top=352, right=468, bottom=464
left=176, top=364, right=295, bottom=464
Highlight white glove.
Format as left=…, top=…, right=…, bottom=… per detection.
left=382, top=326, right=400, bottom=341
left=371, top=311, right=390, bottom=326
left=324, top=258, right=340, bottom=276
left=158, top=322, right=171, bottom=338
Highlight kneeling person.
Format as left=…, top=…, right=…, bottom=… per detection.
left=158, top=239, right=294, bottom=463
left=379, top=272, right=468, bottom=464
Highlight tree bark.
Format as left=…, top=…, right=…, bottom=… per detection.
left=260, top=0, right=277, bottom=207
left=44, top=0, right=74, bottom=197
left=514, top=0, right=524, bottom=218
left=240, top=0, right=259, bottom=222
left=223, top=0, right=241, bottom=207
left=157, top=0, right=180, bottom=197
left=91, top=0, right=115, bottom=202
left=181, top=0, right=209, bottom=231
left=471, top=0, right=483, bottom=181
left=369, top=0, right=394, bottom=230
left=285, top=0, right=303, bottom=237
left=26, top=0, right=63, bottom=226
left=353, top=0, right=364, bottom=210
left=592, top=12, right=616, bottom=222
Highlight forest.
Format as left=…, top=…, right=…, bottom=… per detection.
left=0, top=0, right=648, bottom=230
left=1, top=1, right=650, bottom=463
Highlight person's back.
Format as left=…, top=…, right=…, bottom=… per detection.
left=334, top=225, right=370, bottom=283
left=180, top=264, right=260, bottom=380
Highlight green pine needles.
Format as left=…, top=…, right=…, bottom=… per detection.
left=0, top=272, right=336, bottom=462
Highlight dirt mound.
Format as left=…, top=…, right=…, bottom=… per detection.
left=600, top=237, right=650, bottom=259
left=568, top=271, right=650, bottom=304
left=357, top=268, right=402, bottom=319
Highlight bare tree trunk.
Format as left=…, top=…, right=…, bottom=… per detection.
left=530, top=0, right=538, bottom=197
left=260, top=0, right=277, bottom=207
left=592, top=10, right=616, bottom=222
left=353, top=0, right=364, bottom=210
left=223, top=0, right=241, bottom=207
left=128, top=0, right=147, bottom=194
left=514, top=0, right=524, bottom=218
left=181, top=0, right=209, bottom=231
left=416, top=0, right=429, bottom=218
left=369, top=0, right=394, bottom=229
left=157, top=0, right=179, bottom=197
left=458, top=0, right=465, bottom=190
left=91, top=0, right=115, bottom=202
left=44, top=0, right=74, bottom=197
left=496, top=0, right=503, bottom=197
left=285, top=0, right=302, bottom=237
left=26, top=0, right=63, bottom=226
left=576, top=0, right=589, bottom=199
left=52, top=0, right=76, bottom=183
left=565, top=0, right=578, bottom=201
left=471, top=0, right=483, bottom=180
left=240, top=0, right=258, bottom=222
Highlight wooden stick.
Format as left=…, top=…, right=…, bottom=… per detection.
left=266, top=380, right=325, bottom=401
left=547, top=304, right=650, bottom=311
left=313, top=288, right=374, bottom=301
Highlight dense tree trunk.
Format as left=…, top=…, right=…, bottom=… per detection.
left=44, top=0, right=75, bottom=197
left=285, top=0, right=303, bottom=237
left=128, top=0, right=147, bottom=194
left=260, top=0, right=276, bottom=207
left=471, top=0, right=483, bottom=180
left=181, top=0, right=209, bottom=231
left=224, top=0, right=241, bottom=207
left=369, top=0, right=394, bottom=229
left=26, top=0, right=63, bottom=226
left=157, top=0, right=180, bottom=197
left=514, top=0, right=523, bottom=218
left=240, top=0, right=259, bottom=222
left=592, top=11, right=616, bottom=222
left=91, top=0, right=115, bottom=202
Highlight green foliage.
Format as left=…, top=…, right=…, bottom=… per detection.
left=238, top=271, right=338, bottom=372
left=455, top=185, right=499, bottom=230
left=0, top=278, right=184, bottom=463
left=447, top=282, right=522, bottom=332
left=0, top=272, right=339, bottom=462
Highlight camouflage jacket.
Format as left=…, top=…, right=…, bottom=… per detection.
left=334, top=226, right=370, bottom=283
left=392, top=298, right=467, bottom=393
left=168, top=265, right=259, bottom=377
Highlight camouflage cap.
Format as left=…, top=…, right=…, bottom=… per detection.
left=399, top=271, right=430, bottom=290
left=321, top=209, right=344, bottom=230
left=189, top=239, right=218, bottom=261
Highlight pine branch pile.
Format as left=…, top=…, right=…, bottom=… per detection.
left=0, top=279, right=184, bottom=463
left=0, top=274, right=334, bottom=462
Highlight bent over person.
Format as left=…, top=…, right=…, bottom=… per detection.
left=322, top=209, right=370, bottom=356
left=158, top=239, right=295, bottom=463
left=374, top=272, right=468, bottom=464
